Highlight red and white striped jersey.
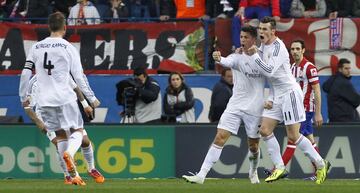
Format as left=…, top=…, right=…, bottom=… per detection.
left=290, top=58, right=319, bottom=112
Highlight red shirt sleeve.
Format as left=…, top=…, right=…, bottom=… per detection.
left=271, top=0, right=280, bottom=17
left=306, top=64, right=319, bottom=85
left=239, top=0, right=248, bottom=8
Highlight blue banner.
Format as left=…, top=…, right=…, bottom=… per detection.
left=1, top=75, right=359, bottom=123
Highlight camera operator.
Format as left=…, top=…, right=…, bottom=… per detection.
left=132, top=68, right=162, bottom=123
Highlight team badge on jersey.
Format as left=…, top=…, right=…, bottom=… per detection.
left=310, top=68, right=318, bottom=76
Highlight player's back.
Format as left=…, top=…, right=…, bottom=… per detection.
left=30, top=37, right=77, bottom=107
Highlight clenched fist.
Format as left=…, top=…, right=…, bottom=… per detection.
left=212, top=51, right=222, bottom=62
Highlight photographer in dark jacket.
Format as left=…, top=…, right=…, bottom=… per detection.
left=209, top=68, right=233, bottom=122
left=323, top=58, right=360, bottom=122
left=133, top=68, right=162, bottom=123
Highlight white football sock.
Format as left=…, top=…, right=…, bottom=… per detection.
left=67, top=130, right=83, bottom=157
left=248, top=150, right=260, bottom=173
left=263, top=133, right=285, bottom=169
left=295, top=135, right=325, bottom=169
left=81, top=143, right=95, bottom=171
left=197, top=144, right=223, bottom=179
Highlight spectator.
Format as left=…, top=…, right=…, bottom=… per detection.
left=49, top=0, right=77, bottom=17
left=93, top=0, right=111, bottom=22
left=128, top=0, right=158, bottom=19
left=163, top=72, right=195, bottom=123
left=280, top=0, right=293, bottom=18
left=0, top=0, right=6, bottom=19
left=290, top=0, right=326, bottom=18
left=208, top=68, right=233, bottom=122
left=8, top=0, right=48, bottom=23
left=353, top=0, right=360, bottom=17
left=109, top=0, right=129, bottom=21
left=133, top=68, right=162, bottom=123
left=322, top=58, right=360, bottom=122
left=68, top=0, right=100, bottom=25
left=232, top=0, right=280, bottom=48
left=159, top=0, right=207, bottom=21
left=326, top=0, right=352, bottom=19
left=206, top=0, right=239, bottom=19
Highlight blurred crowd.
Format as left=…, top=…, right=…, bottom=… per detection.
left=0, top=0, right=359, bottom=24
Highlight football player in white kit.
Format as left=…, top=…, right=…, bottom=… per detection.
left=19, top=12, right=97, bottom=186
left=24, top=75, right=105, bottom=184
left=246, top=16, right=330, bottom=184
left=182, top=26, right=265, bottom=184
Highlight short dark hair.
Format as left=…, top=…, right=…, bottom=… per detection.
left=241, top=25, right=257, bottom=38
left=133, top=67, right=147, bottom=76
left=221, top=68, right=231, bottom=77
left=291, top=39, right=305, bottom=49
left=48, top=12, right=65, bottom=32
left=260, top=16, right=276, bottom=29
left=338, top=58, right=350, bottom=69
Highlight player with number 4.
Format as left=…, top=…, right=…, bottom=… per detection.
left=19, top=12, right=99, bottom=186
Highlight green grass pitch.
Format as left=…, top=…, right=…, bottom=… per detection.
left=0, top=178, right=359, bottom=193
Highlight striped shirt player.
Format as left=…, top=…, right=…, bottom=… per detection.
left=290, top=57, right=320, bottom=135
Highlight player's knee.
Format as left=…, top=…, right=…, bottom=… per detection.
left=249, top=145, right=258, bottom=153
left=81, top=136, right=91, bottom=147
left=259, top=126, right=272, bottom=137
left=214, top=133, right=228, bottom=146
left=55, top=129, right=67, bottom=139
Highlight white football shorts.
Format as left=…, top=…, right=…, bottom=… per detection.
left=263, top=89, right=306, bottom=125
left=218, top=109, right=261, bottom=138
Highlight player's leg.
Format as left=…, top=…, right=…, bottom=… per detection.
left=48, top=132, right=72, bottom=184
left=36, top=108, right=72, bottom=184
left=244, top=114, right=261, bottom=184
left=59, top=102, right=86, bottom=185
left=183, top=111, right=241, bottom=184
left=261, top=103, right=288, bottom=182
left=283, top=90, right=330, bottom=184
left=80, top=131, right=105, bottom=183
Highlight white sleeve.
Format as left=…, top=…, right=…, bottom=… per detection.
left=19, top=47, right=35, bottom=102
left=251, top=52, right=283, bottom=77
left=68, top=45, right=97, bottom=103
left=218, top=54, right=240, bottom=70
left=267, top=80, right=275, bottom=102
left=67, top=6, right=76, bottom=26
left=69, top=78, right=77, bottom=90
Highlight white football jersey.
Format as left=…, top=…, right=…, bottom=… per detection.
left=251, top=37, right=301, bottom=99
left=27, top=75, right=79, bottom=108
left=23, top=37, right=89, bottom=107
left=219, top=53, right=266, bottom=117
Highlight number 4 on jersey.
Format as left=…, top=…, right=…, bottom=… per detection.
left=43, top=52, right=54, bottom=75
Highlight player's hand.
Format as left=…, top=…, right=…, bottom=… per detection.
left=264, top=101, right=273, bottom=110
left=22, top=98, right=30, bottom=108
left=314, top=112, right=323, bottom=128
left=212, top=51, right=221, bottom=62
left=235, top=47, right=243, bottom=54
left=159, top=15, right=170, bottom=21
left=91, top=99, right=101, bottom=108
left=235, top=7, right=244, bottom=18
left=245, top=45, right=258, bottom=56
left=84, top=106, right=94, bottom=119
left=36, top=122, right=47, bottom=134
